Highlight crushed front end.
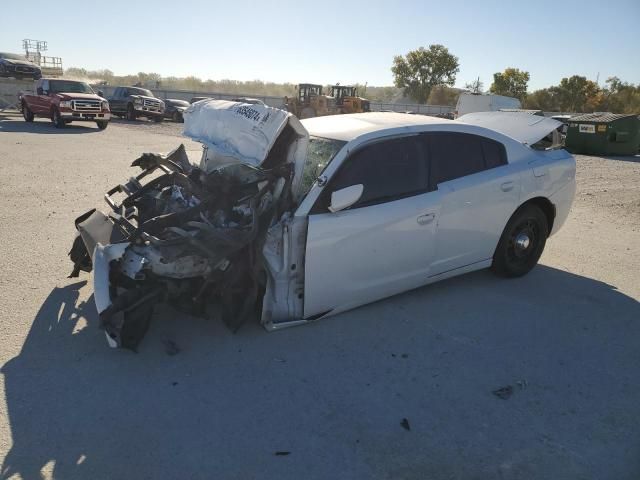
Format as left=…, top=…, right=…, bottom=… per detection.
left=69, top=143, right=296, bottom=350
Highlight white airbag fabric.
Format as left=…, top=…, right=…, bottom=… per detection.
left=183, top=99, right=291, bottom=169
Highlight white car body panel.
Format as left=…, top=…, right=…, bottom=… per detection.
left=303, top=189, right=441, bottom=318
left=295, top=113, right=574, bottom=324
left=457, top=111, right=562, bottom=146
left=429, top=164, right=521, bottom=276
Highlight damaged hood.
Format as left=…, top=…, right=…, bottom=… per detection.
left=457, top=111, right=562, bottom=145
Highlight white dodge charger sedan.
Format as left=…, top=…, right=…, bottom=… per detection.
left=68, top=101, right=576, bottom=349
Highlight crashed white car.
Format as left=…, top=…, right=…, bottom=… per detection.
left=68, top=101, right=576, bottom=349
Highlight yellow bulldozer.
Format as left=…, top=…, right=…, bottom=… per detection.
left=330, top=85, right=371, bottom=114
left=284, top=84, right=334, bottom=119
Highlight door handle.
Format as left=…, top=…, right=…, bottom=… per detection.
left=417, top=213, right=435, bottom=225
left=500, top=181, right=514, bottom=192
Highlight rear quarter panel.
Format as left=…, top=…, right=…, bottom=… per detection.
left=519, top=149, right=576, bottom=235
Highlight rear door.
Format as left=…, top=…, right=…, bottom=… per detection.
left=424, top=132, right=520, bottom=276
left=303, top=135, right=441, bottom=318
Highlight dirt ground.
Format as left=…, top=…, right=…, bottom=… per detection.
left=0, top=113, right=639, bottom=480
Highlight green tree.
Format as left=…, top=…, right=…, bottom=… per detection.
left=555, top=75, right=600, bottom=112
left=391, top=45, right=459, bottom=104
left=523, top=87, right=561, bottom=111
left=428, top=86, right=461, bottom=106
left=490, top=68, right=530, bottom=100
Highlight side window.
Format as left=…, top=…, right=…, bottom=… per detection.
left=41, top=80, right=49, bottom=92
left=481, top=137, right=508, bottom=169
left=426, top=132, right=485, bottom=188
left=313, top=136, right=427, bottom=212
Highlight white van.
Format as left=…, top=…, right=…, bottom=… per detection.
left=455, top=93, right=521, bottom=118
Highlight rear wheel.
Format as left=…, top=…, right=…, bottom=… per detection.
left=126, top=104, right=137, bottom=121
left=96, top=121, right=109, bottom=130
left=52, top=108, right=65, bottom=128
left=491, top=204, right=548, bottom=277
left=22, top=102, right=34, bottom=122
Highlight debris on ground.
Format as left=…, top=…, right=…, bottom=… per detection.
left=274, top=451, right=291, bottom=456
left=400, top=418, right=411, bottom=431
left=163, top=339, right=181, bottom=356
left=492, top=385, right=514, bottom=400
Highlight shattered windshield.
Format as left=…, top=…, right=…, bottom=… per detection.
left=300, top=136, right=346, bottom=195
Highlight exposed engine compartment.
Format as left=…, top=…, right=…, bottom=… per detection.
left=69, top=143, right=296, bottom=350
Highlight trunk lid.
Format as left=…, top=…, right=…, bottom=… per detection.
left=457, top=111, right=562, bottom=146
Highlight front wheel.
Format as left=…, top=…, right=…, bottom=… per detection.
left=52, top=108, right=65, bottom=129
left=96, top=121, right=109, bottom=130
left=152, top=115, right=163, bottom=123
left=491, top=204, right=548, bottom=278
left=22, top=102, right=34, bottom=122
left=126, top=104, right=137, bottom=121
left=172, top=111, right=182, bottom=122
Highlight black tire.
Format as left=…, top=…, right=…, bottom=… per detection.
left=491, top=204, right=548, bottom=278
left=126, top=104, right=137, bottom=121
left=172, top=111, right=182, bottom=123
left=52, top=108, right=65, bottom=129
left=22, top=102, right=34, bottom=122
left=152, top=115, right=163, bottom=123
left=96, top=121, right=109, bottom=130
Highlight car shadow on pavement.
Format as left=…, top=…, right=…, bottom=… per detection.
left=0, top=118, right=101, bottom=134
left=2, top=267, right=640, bottom=479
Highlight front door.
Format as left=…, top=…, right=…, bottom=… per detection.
left=303, top=136, right=441, bottom=318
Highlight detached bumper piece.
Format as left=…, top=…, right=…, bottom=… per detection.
left=69, top=144, right=293, bottom=350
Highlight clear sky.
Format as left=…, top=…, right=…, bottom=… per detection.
left=2, top=0, right=639, bottom=90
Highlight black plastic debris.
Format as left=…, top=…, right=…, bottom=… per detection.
left=274, top=451, right=291, bottom=456
left=492, top=385, right=514, bottom=400
left=163, top=339, right=181, bottom=356
left=400, top=418, right=411, bottom=431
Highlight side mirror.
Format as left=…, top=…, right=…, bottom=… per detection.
left=36, top=87, right=43, bottom=95
left=97, top=90, right=104, bottom=97
left=329, top=184, right=364, bottom=213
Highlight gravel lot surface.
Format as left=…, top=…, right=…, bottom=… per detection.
left=1, top=113, right=639, bottom=480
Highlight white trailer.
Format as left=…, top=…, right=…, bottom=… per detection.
left=455, top=93, right=521, bottom=118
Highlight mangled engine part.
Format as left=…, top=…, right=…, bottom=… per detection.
left=70, top=144, right=293, bottom=350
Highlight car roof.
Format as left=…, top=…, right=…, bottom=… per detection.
left=301, top=112, right=450, bottom=141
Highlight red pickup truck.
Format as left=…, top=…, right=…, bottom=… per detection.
left=20, top=78, right=111, bottom=130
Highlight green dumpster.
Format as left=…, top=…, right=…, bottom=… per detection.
left=565, top=113, right=640, bottom=155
